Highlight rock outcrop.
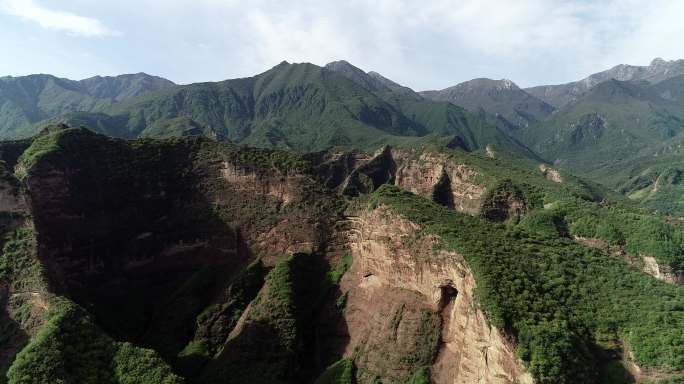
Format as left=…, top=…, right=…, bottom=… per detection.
left=219, top=161, right=308, bottom=204
left=574, top=236, right=684, bottom=285
left=327, top=147, right=487, bottom=214
left=393, top=150, right=486, bottom=214
left=341, top=206, right=532, bottom=384
left=539, top=164, right=562, bottom=183
left=642, top=256, right=684, bottom=285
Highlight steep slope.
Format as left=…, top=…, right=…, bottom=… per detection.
left=341, top=206, right=533, bottom=384
left=90, top=61, right=425, bottom=148
left=52, top=61, right=534, bottom=157
left=421, top=78, right=555, bottom=130
left=324, top=60, right=421, bottom=98
left=526, top=57, right=684, bottom=107
left=516, top=79, right=684, bottom=182
left=0, top=127, right=682, bottom=383
left=0, top=126, right=349, bottom=383
left=599, top=150, right=684, bottom=216
left=0, top=73, right=175, bottom=137
left=314, top=142, right=684, bottom=284
left=366, top=186, right=684, bottom=384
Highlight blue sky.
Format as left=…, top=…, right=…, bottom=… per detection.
left=1, top=0, right=683, bottom=90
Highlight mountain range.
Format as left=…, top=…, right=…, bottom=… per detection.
left=526, top=57, right=684, bottom=107
left=5, top=57, right=684, bottom=214
left=0, top=58, right=683, bottom=384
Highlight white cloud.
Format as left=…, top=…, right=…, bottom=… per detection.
left=216, top=0, right=684, bottom=88
left=3, top=0, right=684, bottom=88
left=0, top=0, right=118, bottom=37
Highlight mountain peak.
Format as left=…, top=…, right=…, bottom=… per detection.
left=421, top=77, right=553, bottom=130
left=325, top=60, right=356, bottom=69
left=324, top=60, right=389, bottom=92
left=650, top=57, right=667, bottom=67
left=324, top=60, right=367, bottom=77
left=439, top=78, right=521, bottom=93
left=270, top=60, right=291, bottom=70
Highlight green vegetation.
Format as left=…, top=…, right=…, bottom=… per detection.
left=327, top=254, right=352, bottom=285
left=642, top=375, right=684, bottom=384
left=402, top=311, right=441, bottom=369
left=0, top=228, right=41, bottom=292
left=614, top=157, right=684, bottom=215
left=313, top=359, right=355, bottom=384
left=175, top=259, right=266, bottom=376
left=201, top=254, right=311, bottom=383
left=202, top=253, right=323, bottom=383
left=0, top=227, right=42, bottom=383
left=7, top=299, right=183, bottom=384
left=3, top=103, right=683, bottom=384
left=405, top=367, right=431, bottom=384
left=480, top=179, right=539, bottom=222
left=519, top=198, right=684, bottom=271
left=366, top=185, right=684, bottom=383
left=420, top=77, right=555, bottom=131
left=565, top=201, right=684, bottom=270
left=201, top=250, right=352, bottom=384
left=250, top=254, right=308, bottom=352
left=0, top=73, right=174, bottom=139
left=196, top=140, right=311, bottom=175
left=514, top=76, right=684, bottom=216
left=1, top=62, right=534, bottom=157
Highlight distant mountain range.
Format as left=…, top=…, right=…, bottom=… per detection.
left=421, top=78, right=555, bottom=130
left=419, top=58, right=684, bottom=214
left=5, top=57, right=684, bottom=213
left=0, top=72, right=174, bottom=134
left=526, top=57, right=684, bottom=107
left=0, top=60, right=533, bottom=157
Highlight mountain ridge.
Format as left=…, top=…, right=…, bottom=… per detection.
left=525, top=57, right=684, bottom=107
left=420, top=77, right=555, bottom=130
left=16, top=61, right=536, bottom=158
left=0, top=72, right=176, bottom=136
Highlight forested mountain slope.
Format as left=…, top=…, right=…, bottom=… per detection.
left=0, top=73, right=174, bottom=137
left=0, top=126, right=680, bottom=384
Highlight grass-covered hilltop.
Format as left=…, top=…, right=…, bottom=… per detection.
left=0, top=58, right=683, bottom=384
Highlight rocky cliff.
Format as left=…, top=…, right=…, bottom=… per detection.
left=323, top=146, right=488, bottom=215
left=0, top=128, right=343, bottom=383
left=0, top=127, right=681, bottom=384
left=392, top=150, right=486, bottom=214
left=0, top=166, right=47, bottom=380
left=340, top=206, right=533, bottom=384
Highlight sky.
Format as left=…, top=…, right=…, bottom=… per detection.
left=1, top=0, right=684, bottom=90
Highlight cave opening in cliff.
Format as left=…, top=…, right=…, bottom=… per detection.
left=432, top=170, right=455, bottom=209
left=437, top=283, right=458, bottom=312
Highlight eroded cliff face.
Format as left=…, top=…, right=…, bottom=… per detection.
left=0, top=172, right=48, bottom=378
left=212, top=160, right=324, bottom=265
left=340, top=206, right=533, bottom=384
left=15, top=130, right=337, bottom=371
left=219, top=161, right=308, bottom=204
left=0, top=179, right=26, bottom=213
left=325, top=147, right=487, bottom=215
left=574, top=236, right=684, bottom=285
left=642, top=256, right=684, bottom=285
left=392, top=150, right=486, bottom=214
